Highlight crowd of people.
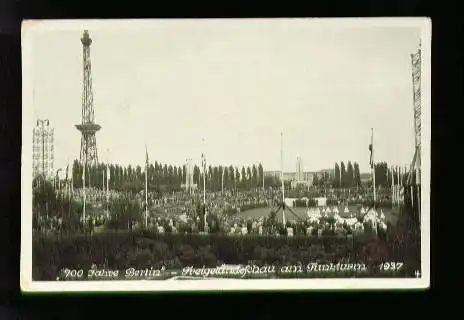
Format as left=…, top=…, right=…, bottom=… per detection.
left=37, top=184, right=396, bottom=238
left=29, top=171, right=411, bottom=242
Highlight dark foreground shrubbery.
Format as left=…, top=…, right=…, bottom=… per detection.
left=32, top=230, right=419, bottom=280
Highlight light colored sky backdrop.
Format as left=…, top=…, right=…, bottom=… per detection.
left=30, top=19, right=421, bottom=173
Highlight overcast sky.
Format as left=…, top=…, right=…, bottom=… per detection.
left=28, top=19, right=423, bottom=173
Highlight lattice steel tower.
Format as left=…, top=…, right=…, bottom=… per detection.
left=75, top=30, right=101, bottom=166
left=408, top=43, right=421, bottom=186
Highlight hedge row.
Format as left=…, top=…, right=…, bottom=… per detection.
left=33, top=231, right=418, bottom=280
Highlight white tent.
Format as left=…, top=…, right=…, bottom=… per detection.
left=360, top=207, right=366, bottom=214
left=335, top=214, right=345, bottom=224
left=344, top=207, right=350, bottom=214
left=179, top=213, right=188, bottom=223
left=309, top=216, right=319, bottom=223
left=354, top=222, right=364, bottom=231
left=287, top=227, right=294, bottom=236
left=379, top=221, right=387, bottom=230
left=307, top=208, right=321, bottom=222
left=315, top=197, right=327, bottom=207
left=364, top=210, right=377, bottom=222
left=345, top=217, right=358, bottom=226
left=333, top=207, right=339, bottom=214
left=380, top=210, right=385, bottom=220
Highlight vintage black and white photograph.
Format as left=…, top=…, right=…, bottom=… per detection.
left=21, top=18, right=430, bottom=292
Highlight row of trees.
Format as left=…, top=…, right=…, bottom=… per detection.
left=64, top=159, right=407, bottom=194
left=70, top=160, right=269, bottom=193
left=333, top=161, right=362, bottom=188
left=333, top=161, right=408, bottom=188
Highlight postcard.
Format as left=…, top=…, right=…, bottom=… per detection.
left=21, top=18, right=431, bottom=292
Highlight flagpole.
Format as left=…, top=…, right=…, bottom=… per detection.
left=145, top=145, right=148, bottom=229
left=307, top=173, right=309, bottom=192
left=221, top=167, right=224, bottom=195
left=71, top=164, right=74, bottom=195
left=67, top=166, right=69, bottom=195
left=262, top=163, right=265, bottom=190
left=106, top=155, right=109, bottom=220
left=339, top=165, right=342, bottom=187
left=281, top=132, right=286, bottom=226
left=371, top=128, right=376, bottom=206
left=397, top=166, right=401, bottom=204
left=67, top=161, right=71, bottom=223
left=83, top=161, right=86, bottom=228
left=391, top=165, right=395, bottom=205
left=202, top=138, right=207, bottom=231
left=202, top=139, right=206, bottom=205
left=371, top=128, right=377, bottom=235
left=187, top=158, right=189, bottom=194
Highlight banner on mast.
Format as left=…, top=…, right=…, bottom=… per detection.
left=369, top=143, right=374, bottom=169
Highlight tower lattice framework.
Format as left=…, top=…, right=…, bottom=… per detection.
left=75, top=30, right=101, bottom=167
left=408, top=43, right=421, bottom=186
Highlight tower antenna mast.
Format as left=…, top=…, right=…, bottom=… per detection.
left=75, top=30, right=101, bottom=172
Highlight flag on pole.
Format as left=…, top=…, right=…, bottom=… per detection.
left=145, top=146, right=149, bottom=169
left=369, top=144, right=374, bottom=169
left=201, top=153, right=206, bottom=173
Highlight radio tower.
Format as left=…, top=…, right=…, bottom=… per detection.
left=75, top=30, right=101, bottom=167
left=405, top=42, right=421, bottom=226
left=408, top=43, right=421, bottom=186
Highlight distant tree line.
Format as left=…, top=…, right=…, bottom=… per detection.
left=71, top=160, right=271, bottom=194
left=333, top=161, right=406, bottom=188
left=66, top=159, right=407, bottom=194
